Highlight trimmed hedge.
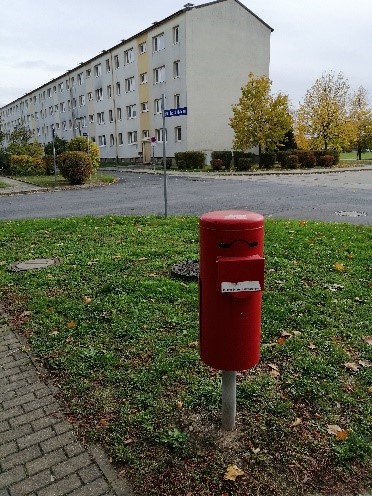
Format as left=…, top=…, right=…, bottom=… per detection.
left=57, top=151, right=93, bottom=184
left=317, top=154, right=334, bottom=167
left=286, top=154, right=299, bottom=169
left=175, top=151, right=205, bottom=170
left=278, top=149, right=339, bottom=168
left=259, top=151, right=277, bottom=169
left=211, top=151, right=232, bottom=168
left=210, top=158, right=224, bottom=171
left=8, top=154, right=46, bottom=176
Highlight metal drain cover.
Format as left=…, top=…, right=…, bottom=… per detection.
left=335, top=211, right=367, bottom=217
left=10, top=258, right=60, bottom=272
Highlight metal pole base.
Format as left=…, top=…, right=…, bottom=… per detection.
left=222, top=370, right=236, bottom=430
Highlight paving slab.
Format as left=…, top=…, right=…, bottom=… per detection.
left=0, top=313, right=132, bottom=496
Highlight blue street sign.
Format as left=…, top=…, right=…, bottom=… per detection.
left=164, top=107, right=188, bottom=117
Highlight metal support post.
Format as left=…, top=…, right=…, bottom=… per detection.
left=222, top=370, right=236, bottom=430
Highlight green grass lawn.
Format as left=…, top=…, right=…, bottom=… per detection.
left=0, top=216, right=371, bottom=496
left=11, top=173, right=116, bottom=188
left=340, top=151, right=372, bottom=161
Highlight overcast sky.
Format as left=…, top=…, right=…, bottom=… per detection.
left=1, top=0, right=371, bottom=108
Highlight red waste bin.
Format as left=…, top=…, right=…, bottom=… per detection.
left=199, top=211, right=264, bottom=371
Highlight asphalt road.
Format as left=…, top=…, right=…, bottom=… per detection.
left=1, top=168, right=371, bottom=224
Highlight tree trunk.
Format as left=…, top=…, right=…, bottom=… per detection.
left=357, top=147, right=362, bottom=160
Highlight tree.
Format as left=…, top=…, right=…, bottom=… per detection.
left=348, top=86, right=372, bottom=160
left=7, top=125, right=33, bottom=146
left=44, top=136, right=68, bottom=157
left=295, top=72, right=350, bottom=151
left=230, top=73, right=292, bottom=155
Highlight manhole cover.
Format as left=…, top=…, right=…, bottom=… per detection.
left=10, top=258, right=60, bottom=272
left=335, top=211, right=367, bottom=217
left=170, top=260, right=199, bottom=281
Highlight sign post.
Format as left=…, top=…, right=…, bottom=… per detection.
left=161, top=101, right=188, bottom=218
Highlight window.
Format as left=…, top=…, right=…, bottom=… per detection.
left=153, top=66, right=165, bottom=84
left=152, top=33, right=165, bottom=52
left=155, top=128, right=167, bottom=143
left=53, top=86, right=56, bottom=93
left=175, top=126, right=182, bottom=142
left=66, top=79, right=70, bottom=90
left=154, top=98, right=163, bottom=114
left=117, top=107, right=122, bottom=120
left=110, top=134, right=115, bottom=146
left=54, top=104, right=58, bottom=112
left=114, top=55, right=119, bottom=69
left=140, top=72, right=148, bottom=84
left=47, top=88, right=51, bottom=97
left=139, top=41, right=147, bottom=54
left=96, top=88, right=103, bottom=101
left=142, top=130, right=150, bottom=140
left=125, top=77, right=135, bottom=92
left=77, top=73, right=84, bottom=85
left=82, top=116, right=87, bottom=128
left=173, top=25, right=179, bottom=44
left=60, top=102, right=66, bottom=112
left=79, top=95, right=85, bottom=106
left=68, top=100, right=72, bottom=110
left=141, top=101, right=148, bottom=113
left=126, top=104, right=137, bottom=119
left=69, top=120, right=73, bottom=129
left=128, top=131, right=137, bottom=144
left=58, top=82, right=64, bottom=92
left=116, top=82, right=121, bottom=95
left=97, top=111, right=105, bottom=124
left=124, top=48, right=134, bottom=64
left=72, top=98, right=77, bottom=108
left=94, top=64, right=102, bottom=77
left=63, top=121, right=67, bottom=131
left=49, top=106, right=53, bottom=115
left=98, top=135, right=106, bottom=147
left=106, top=59, right=111, bottom=73
left=109, top=109, right=114, bottom=122
left=173, top=60, right=180, bottom=78
left=118, top=133, right=123, bottom=145
left=107, top=85, right=112, bottom=98
left=174, top=94, right=181, bottom=108
left=86, top=68, right=91, bottom=78
left=89, top=114, right=94, bottom=123
left=88, top=92, right=93, bottom=101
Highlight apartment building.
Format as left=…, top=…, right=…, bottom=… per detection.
left=0, top=0, right=272, bottom=163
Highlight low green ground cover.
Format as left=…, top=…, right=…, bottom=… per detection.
left=0, top=180, right=7, bottom=188
left=340, top=151, right=372, bottom=161
left=0, top=216, right=371, bottom=495
left=11, top=173, right=116, bottom=188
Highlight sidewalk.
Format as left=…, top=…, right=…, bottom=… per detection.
left=0, top=313, right=132, bottom=496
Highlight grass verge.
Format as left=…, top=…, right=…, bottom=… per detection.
left=11, top=173, right=117, bottom=188
left=0, top=216, right=371, bottom=496
left=0, top=180, right=8, bottom=188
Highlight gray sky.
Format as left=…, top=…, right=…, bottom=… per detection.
left=1, top=0, right=371, bottom=108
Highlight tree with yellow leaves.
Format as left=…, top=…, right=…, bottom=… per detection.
left=348, top=86, right=372, bottom=160
left=230, top=73, right=292, bottom=155
left=295, top=72, right=350, bottom=151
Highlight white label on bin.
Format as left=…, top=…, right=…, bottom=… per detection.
left=221, top=281, right=261, bottom=293
left=224, top=214, right=248, bottom=220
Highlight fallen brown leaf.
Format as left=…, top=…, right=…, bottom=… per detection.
left=66, top=321, right=77, bottom=329
left=290, top=417, right=302, bottom=427
left=333, top=262, right=346, bottom=271
left=336, top=430, right=349, bottom=441
left=224, top=464, right=245, bottom=481
left=363, top=336, right=372, bottom=345
left=358, top=360, right=372, bottom=368
left=344, top=362, right=360, bottom=372
left=82, top=296, right=92, bottom=304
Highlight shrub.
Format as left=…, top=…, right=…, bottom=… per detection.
left=43, top=156, right=56, bottom=175
left=236, top=157, right=256, bottom=171
left=0, top=149, right=9, bottom=171
left=67, top=137, right=100, bottom=173
left=259, top=151, right=277, bottom=169
left=57, top=151, right=93, bottom=184
left=175, top=151, right=205, bottom=170
left=317, top=154, right=334, bottom=168
left=8, top=154, right=46, bottom=176
left=286, top=154, right=299, bottom=169
left=7, top=140, right=43, bottom=158
left=210, top=158, right=224, bottom=171
left=211, top=151, right=232, bottom=168
left=313, top=150, right=339, bottom=166
left=44, top=136, right=68, bottom=157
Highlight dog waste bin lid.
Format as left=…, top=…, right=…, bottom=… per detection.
left=10, top=258, right=60, bottom=272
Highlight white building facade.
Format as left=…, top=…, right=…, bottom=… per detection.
left=0, top=0, right=272, bottom=163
